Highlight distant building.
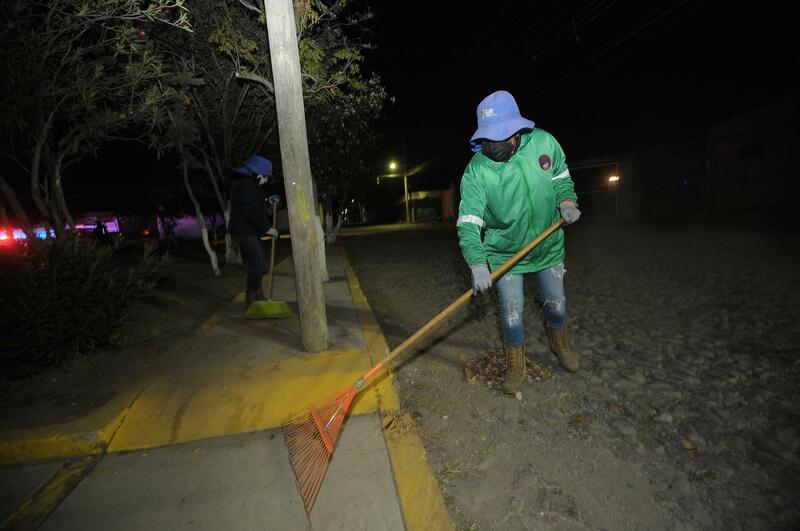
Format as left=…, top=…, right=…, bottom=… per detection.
left=556, top=96, right=800, bottom=218
left=707, top=96, right=800, bottom=208
left=394, top=183, right=456, bottom=222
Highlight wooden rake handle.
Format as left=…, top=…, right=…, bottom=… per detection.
left=266, top=204, right=279, bottom=298
left=359, top=218, right=566, bottom=386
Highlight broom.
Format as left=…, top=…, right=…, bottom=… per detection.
left=282, top=218, right=566, bottom=513
left=245, top=200, right=292, bottom=319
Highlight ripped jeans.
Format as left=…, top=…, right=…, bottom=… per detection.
left=495, top=263, right=566, bottom=347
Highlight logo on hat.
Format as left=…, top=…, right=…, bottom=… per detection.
left=538, top=154, right=552, bottom=170
left=480, top=108, right=495, bottom=120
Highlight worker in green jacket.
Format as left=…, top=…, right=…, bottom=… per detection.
left=457, top=90, right=581, bottom=394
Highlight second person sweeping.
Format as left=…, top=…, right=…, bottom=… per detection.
left=227, top=155, right=280, bottom=313
left=457, top=90, right=582, bottom=394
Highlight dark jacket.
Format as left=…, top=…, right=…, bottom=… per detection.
left=227, top=170, right=269, bottom=236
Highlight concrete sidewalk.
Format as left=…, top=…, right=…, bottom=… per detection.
left=0, top=247, right=452, bottom=530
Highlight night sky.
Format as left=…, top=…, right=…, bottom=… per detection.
left=366, top=1, right=799, bottom=170
left=67, top=1, right=799, bottom=213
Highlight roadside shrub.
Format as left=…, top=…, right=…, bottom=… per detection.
left=0, top=234, right=166, bottom=371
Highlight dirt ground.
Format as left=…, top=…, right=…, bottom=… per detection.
left=345, top=219, right=800, bottom=530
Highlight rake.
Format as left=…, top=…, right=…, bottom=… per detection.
left=282, top=218, right=566, bottom=513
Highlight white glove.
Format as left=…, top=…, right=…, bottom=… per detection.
left=266, top=227, right=279, bottom=238
left=469, top=263, right=492, bottom=295
left=559, top=200, right=581, bottom=225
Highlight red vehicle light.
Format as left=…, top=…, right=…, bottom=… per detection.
left=0, top=229, right=14, bottom=247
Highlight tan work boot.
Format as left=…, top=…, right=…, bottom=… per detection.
left=546, top=326, right=580, bottom=372
left=502, top=344, right=526, bottom=394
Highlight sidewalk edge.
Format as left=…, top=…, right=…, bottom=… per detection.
left=343, top=252, right=454, bottom=531
left=0, top=283, right=249, bottom=467
left=0, top=395, right=131, bottom=466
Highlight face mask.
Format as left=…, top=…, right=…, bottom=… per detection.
left=481, top=136, right=518, bottom=162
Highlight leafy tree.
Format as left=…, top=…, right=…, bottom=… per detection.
left=227, top=0, right=387, bottom=232
left=306, top=77, right=386, bottom=240
left=0, top=0, right=191, bottom=236
left=145, top=1, right=280, bottom=266
left=146, top=0, right=386, bottom=264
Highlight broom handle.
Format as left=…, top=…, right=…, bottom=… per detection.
left=359, top=218, right=566, bottom=386
left=267, top=204, right=278, bottom=299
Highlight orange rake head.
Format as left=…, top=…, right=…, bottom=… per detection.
left=281, top=384, right=359, bottom=514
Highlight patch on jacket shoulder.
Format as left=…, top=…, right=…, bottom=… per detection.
left=538, top=154, right=552, bottom=171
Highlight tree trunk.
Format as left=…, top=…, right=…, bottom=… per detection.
left=224, top=204, right=242, bottom=265
left=47, top=200, right=64, bottom=239
left=314, top=214, right=329, bottom=282
left=28, top=119, right=65, bottom=237
left=30, top=133, right=52, bottom=224
left=0, top=171, right=34, bottom=240
left=265, top=0, right=328, bottom=351
left=328, top=214, right=344, bottom=245
left=324, top=194, right=335, bottom=244
left=181, top=152, right=220, bottom=276
left=51, top=157, right=74, bottom=230
left=325, top=186, right=349, bottom=244
left=202, top=155, right=241, bottom=265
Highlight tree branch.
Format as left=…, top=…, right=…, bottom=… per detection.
left=237, top=0, right=262, bottom=15
left=234, top=70, right=274, bottom=93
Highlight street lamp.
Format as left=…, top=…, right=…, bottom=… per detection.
left=608, top=174, right=620, bottom=216
left=389, top=160, right=410, bottom=223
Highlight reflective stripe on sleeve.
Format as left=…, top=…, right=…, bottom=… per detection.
left=456, top=214, right=486, bottom=228
left=552, top=169, right=570, bottom=181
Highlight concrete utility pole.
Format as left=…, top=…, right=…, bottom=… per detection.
left=264, top=0, right=328, bottom=351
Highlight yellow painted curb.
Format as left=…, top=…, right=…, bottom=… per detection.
left=0, top=393, right=132, bottom=466
left=0, top=282, right=250, bottom=466
left=0, top=435, right=100, bottom=467
left=344, top=255, right=454, bottom=531
left=0, top=279, right=256, bottom=466
left=107, top=348, right=382, bottom=453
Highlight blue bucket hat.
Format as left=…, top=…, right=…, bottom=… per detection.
left=469, top=90, right=535, bottom=152
left=235, top=155, right=272, bottom=176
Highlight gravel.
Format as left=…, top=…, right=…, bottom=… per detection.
left=345, top=219, right=800, bottom=530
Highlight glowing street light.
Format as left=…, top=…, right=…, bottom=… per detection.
left=608, top=175, right=620, bottom=216
left=388, top=160, right=410, bottom=222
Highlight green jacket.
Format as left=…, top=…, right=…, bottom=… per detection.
left=457, top=128, right=578, bottom=274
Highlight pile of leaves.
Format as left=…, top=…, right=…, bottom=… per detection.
left=0, top=234, right=165, bottom=371
left=464, top=347, right=553, bottom=389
